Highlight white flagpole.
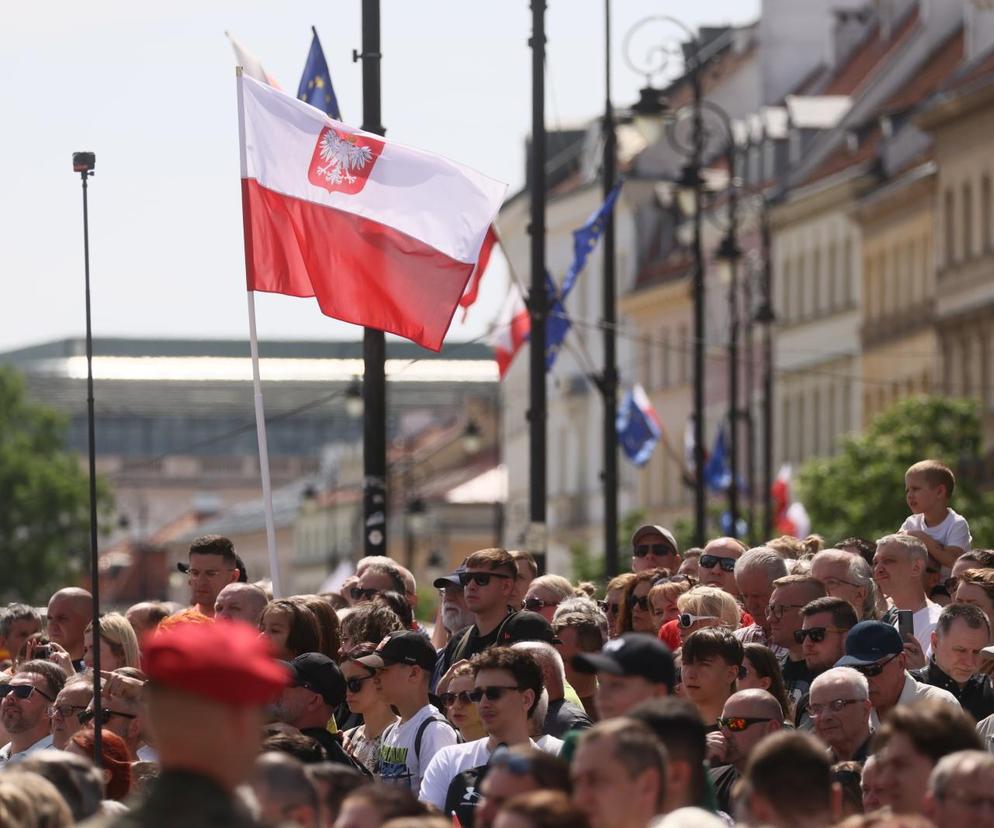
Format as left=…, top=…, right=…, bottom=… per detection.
left=237, top=67, right=283, bottom=597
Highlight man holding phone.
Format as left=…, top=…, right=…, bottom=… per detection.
left=873, top=534, right=941, bottom=664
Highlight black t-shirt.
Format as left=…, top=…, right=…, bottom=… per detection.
left=782, top=657, right=813, bottom=706
left=708, top=763, right=739, bottom=814
left=302, top=727, right=370, bottom=776
left=437, top=611, right=517, bottom=677
left=543, top=697, right=592, bottom=739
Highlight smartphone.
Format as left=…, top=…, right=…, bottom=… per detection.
left=897, top=610, right=914, bottom=641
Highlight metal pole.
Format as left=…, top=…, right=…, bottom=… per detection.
left=691, top=59, right=707, bottom=547
left=743, top=263, right=757, bottom=546
left=75, top=153, right=102, bottom=766
left=761, top=201, right=775, bottom=539
left=358, top=0, right=387, bottom=556
left=726, top=147, right=740, bottom=537
left=602, top=0, right=619, bottom=578
left=528, top=0, right=548, bottom=573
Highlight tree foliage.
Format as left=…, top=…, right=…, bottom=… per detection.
left=798, top=396, right=994, bottom=546
left=0, top=367, right=113, bottom=604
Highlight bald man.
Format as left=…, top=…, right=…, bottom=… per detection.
left=707, top=689, right=785, bottom=813
left=699, top=538, right=747, bottom=598
left=214, top=583, right=270, bottom=627
left=46, top=588, right=93, bottom=667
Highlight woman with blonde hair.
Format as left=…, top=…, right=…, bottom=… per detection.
left=674, top=586, right=741, bottom=646
left=83, top=613, right=140, bottom=671
left=523, top=574, right=575, bottom=621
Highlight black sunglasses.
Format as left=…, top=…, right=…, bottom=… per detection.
left=717, top=716, right=773, bottom=732
left=458, top=571, right=512, bottom=588
left=627, top=594, right=651, bottom=611
left=634, top=543, right=676, bottom=558
left=652, top=574, right=694, bottom=586
left=349, top=586, right=380, bottom=601
left=794, top=626, right=849, bottom=644
left=598, top=601, right=621, bottom=615
left=345, top=675, right=375, bottom=694
left=440, top=690, right=474, bottom=707
left=699, top=554, right=737, bottom=572
left=0, top=684, right=53, bottom=703
left=78, top=708, right=137, bottom=727
left=852, top=654, right=898, bottom=678
left=469, top=685, right=522, bottom=703
left=523, top=596, right=559, bottom=612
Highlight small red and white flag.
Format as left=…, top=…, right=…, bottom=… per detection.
left=457, top=224, right=499, bottom=322
left=238, top=74, right=506, bottom=351
left=772, top=464, right=811, bottom=538
left=227, top=32, right=282, bottom=89
left=490, top=284, right=530, bottom=379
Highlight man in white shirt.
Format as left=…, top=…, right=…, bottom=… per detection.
left=358, top=630, right=458, bottom=792
left=873, top=534, right=941, bottom=658
left=419, top=646, right=546, bottom=808
left=0, top=661, right=66, bottom=764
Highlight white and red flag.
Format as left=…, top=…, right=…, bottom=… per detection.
left=238, top=74, right=506, bottom=351
left=771, top=464, right=811, bottom=538
left=490, top=283, right=530, bottom=379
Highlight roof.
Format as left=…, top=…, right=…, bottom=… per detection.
left=820, top=7, right=920, bottom=96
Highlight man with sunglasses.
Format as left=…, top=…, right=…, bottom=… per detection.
left=274, top=652, right=367, bottom=773
left=792, top=597, right=858, bottom=729
left=436, top=549, right=520, bottom=680
left=837, top=620, right=959, bottom=727
left=706, top=689, right=785, bottom=814
left=698, top=537, right=747, bottom=597
left=420, top=646, right=545, bottom=808
left=0, top=660, right=66, bottom=764
left=630, top=524, right=680, bottom=573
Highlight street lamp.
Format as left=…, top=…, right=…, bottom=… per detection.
left=345, top=377, right=364, bottom=419
left=462, top=420, right=482, bottom=455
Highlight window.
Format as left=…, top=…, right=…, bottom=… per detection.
left=797, top=394, right=806, bottom=460
left=844, top=237, right=853, bottom=306
left=781, top=259, right=792, bottom=323
left=813, top=387, right=822, bottom=456
left=945, top=188, right=956, bottom=266
left=983, top=175, right=992, bottom=254
left=660, top=328, right=670, bottom=388
left=797, top=256, right=806, bottom=320
left=812, top=248, right=822, bottom=316
left=828, top=243, right=838, bottom=311
left=964, top=182, right=974, bottom=262
left=782, top=396, right=792, bottom=463
left=642, top=336, right=652, bottom=389
left=679, top=324, right=689, bottom=384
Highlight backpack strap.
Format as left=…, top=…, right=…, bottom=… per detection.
left=414, top=715, right=457, bottom=762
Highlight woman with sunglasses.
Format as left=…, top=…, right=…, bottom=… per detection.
left=673, top=586, right=741, bottom=648
left=436, top=660, right=485, bottom=742
left=617, top=569, right=669, bottom=636
left=523, top=575, right=575, bottom=622
left=341, top=643, right=398, bottom=774
left=739, top=643, right=793, bottom=720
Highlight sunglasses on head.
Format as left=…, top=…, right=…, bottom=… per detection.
left=852, top=654, right=898, bottom=678
left=469, top=685, right=522, bottom=703
left=458, top=571, right=512, bottom=588
left=0, top=684, right=52, bottom=703
left=717, top=716, right=773, bottom=732
left=794, top=626, right=848, bottom=644
left=598, top=601, right=621, bottom=615
left=679, top=613, right=719, bottom=628
left=349, top=586, right=380, bottom=602
left=523, top=596, right=558, bottom=612
left=634, top=543, right=676, bottom=559
left=440, top=690, right=474, bottom=707
left=628, top=594, right=651, bottom=611
left=345, top=674, right=375, bottom=694
left=652, top=574, right=693, bottom=586
left=699, top=554, right=737, bottom=572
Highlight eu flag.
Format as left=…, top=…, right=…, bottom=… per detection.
left=298, top=27, right=342, bottom=120
left=617, top=384, right=662, bottom=467
left=545, top=272, right=571, bottom=371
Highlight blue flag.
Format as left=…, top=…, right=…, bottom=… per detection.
left=704, top=426, right=732, bottom=492
left=616, top=384, right=663, bottom=466
left=297, top=27, right=342, bottom=120
left=545, top=272, right=570, bottom=371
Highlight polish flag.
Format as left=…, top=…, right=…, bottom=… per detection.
left=772, top=464, right=811, bottom=538
left=491, top=284, right=530, bottom=379
left=457, top=225, right=499, bottom=322
left=238, top=74, right=506, bottom=351
left=227, top=32, right=282, bottom=89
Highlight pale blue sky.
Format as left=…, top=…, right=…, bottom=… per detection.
left=0, top=0, right=757, bottom=353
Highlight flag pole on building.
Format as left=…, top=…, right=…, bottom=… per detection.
left=236, top=66, right=283, bottom=598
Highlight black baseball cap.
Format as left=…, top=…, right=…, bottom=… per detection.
left=433, top=565, right=468, bottom=590
left=282, top=653, right=346, bottom=706
left=355, top=630, right=437, bottom=672
left=499, top=611, right=559, bottom=646
left=572, top=633, right=676, bottom=690
left=836, top=621, right=904, bottom=667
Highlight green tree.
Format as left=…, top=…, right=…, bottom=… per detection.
left=0, top=367, right=113, bottom=604
left=798, top=396, right=994, bottom=546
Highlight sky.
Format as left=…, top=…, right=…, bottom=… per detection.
left=0, top=0, right=759, bottom=354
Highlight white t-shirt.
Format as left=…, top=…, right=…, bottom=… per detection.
left=900, top=509, right=972, bottom=553
left=895, top=601, right=943, bottom=658
left=419, top=738, right=497, bottom=808
left=376, top=704, right=458, bottom=793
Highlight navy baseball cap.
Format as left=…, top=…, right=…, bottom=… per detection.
left=836, top=621, right=904, bottom=667
left=572, top=633, right=676, bottom=690
left=433, top=565, right=468, bottom=590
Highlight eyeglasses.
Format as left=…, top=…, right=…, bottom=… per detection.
left=820, top=576, right=862, bottom=590
left=345, top=675, right=375, bottom=694
left=699, top=554, right=737, bottom=573
left=0, top=684, right=53, bottom=703
left=598, top=601, right=621, bottom=616
left=628, top=595, right=651, bottom=611
left=679, top=613, right=719, bottom=628
left=794, top=626, right=850, bottom=644
left=78, top=708, right=137, bottom=727
left=634, top=543, right=676, bottom=559
left=49, top=703, right=89, bottom=720
left=349, top=586, right=380, bottom=602
left=766, top=603, right=807, bottom=620
left=717, top=716, right=773, bottom=732
left=852, top=654, right=898, bottom=678
left=652, top=574, right=693, bottom=586
left=458, top=571, right=512, bottom=588
left=440, top=691, right=474, bottom=707
left=523, top=597, right=559, bottom=612
left=808, top=698, right=863, bottom=717
left=188, top=568, right=236, bottom=579
left=469, top=685, right=522, bottom=703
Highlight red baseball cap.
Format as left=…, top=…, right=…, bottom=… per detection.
left=143, top=620, right=288, bottom=706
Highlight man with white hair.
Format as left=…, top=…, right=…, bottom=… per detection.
left=733, top=548, right=788, bottom=655
left=811, top=549, right=876, bottom=620
left=512, top=640, right=591, bottom=737
left=873, top=533, right=941, bottom=655
left=924, top=750, right=994, bottom=826
left=807, top=667, right=872, bottom=762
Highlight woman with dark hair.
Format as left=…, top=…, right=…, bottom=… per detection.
left=293, top=594, right=341, bottom=660
left=372, top=591, right=415, bottom=630
left=739, top=643, right=793, bottom=720
left=494, top=790, right=591, bottom=828
left=602, top=573, right=636, bottom=638
left=341, top=643, right=398, bottom=774
left=259, top=599, right=321, bottom=660
left=67, top=728, right=132, bottom=802
left=616, top=570, right=667, bottom=636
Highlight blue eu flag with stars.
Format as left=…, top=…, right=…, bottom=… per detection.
left=298, top=27, right=342, bottom=120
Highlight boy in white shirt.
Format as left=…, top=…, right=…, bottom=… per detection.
left=900, top=459, right=971, bottom=569
left=358, top=630, right=458, bottom=792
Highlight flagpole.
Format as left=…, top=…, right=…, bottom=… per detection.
left=237, top=67, right=283, bottom=597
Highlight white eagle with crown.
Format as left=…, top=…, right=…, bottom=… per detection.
left=314, top=129, right=374, bottom=186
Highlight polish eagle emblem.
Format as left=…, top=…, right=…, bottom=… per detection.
left=308, top=126, right=384, bottom=195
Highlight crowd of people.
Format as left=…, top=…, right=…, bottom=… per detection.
left=1, top=459, right=993, bottom=827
